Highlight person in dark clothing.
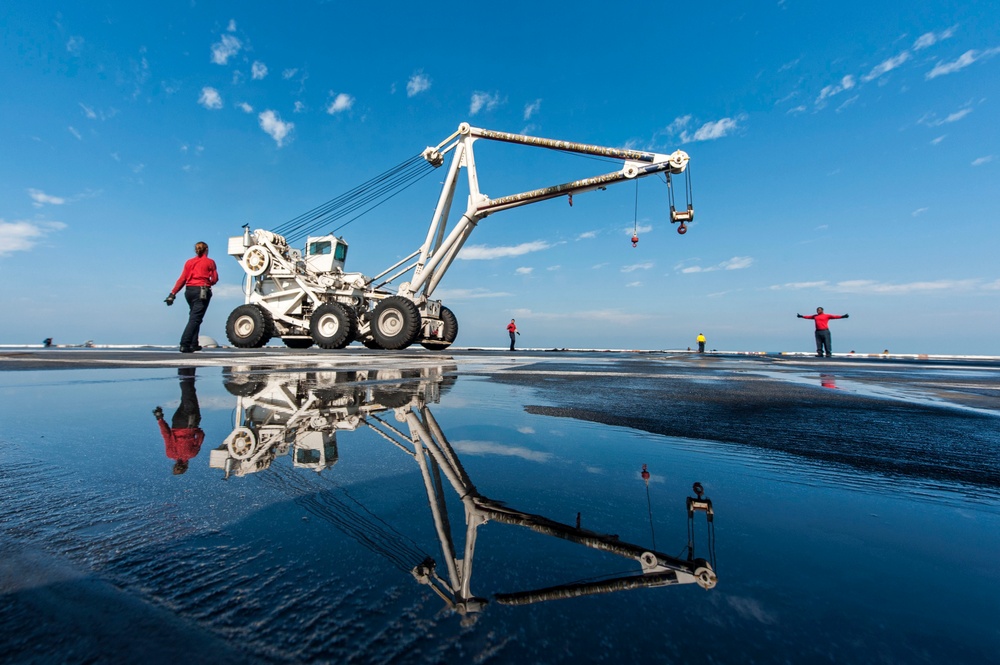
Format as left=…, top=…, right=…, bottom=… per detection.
left=507, top=319, right=520, bottom=351
left=153, top=367, right=204, bottom=475
left=797, top=307, right=849, bottom=357
left=165, top=241, right=218, bottom=353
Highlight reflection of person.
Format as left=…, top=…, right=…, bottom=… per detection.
left=507, top=319, right=520, bottom=351
left=165, top=241, right=218, bottom=354
left=154, top=368, right=204, bottom=475
left=696, top=333, right=706, bottom=353
left=797, top=307, right=849, bottom=357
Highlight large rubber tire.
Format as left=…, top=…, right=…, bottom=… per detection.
left=310, top=303, right=354, bottom=349
left=372, top=296, right=421, bottom=350
left=362, top=338, right=383, bottom=350
left=226, top=305, right=273, bottom=348
left=420, top=306, right=458, bottom=350
left=283, top=337, right=314, bottom=349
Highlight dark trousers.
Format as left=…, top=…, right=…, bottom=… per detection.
left=181, top=286, right=211, bottom=350
left=173, top=368, right=201, bottom=428
left=698, top=342, right=705, bottom=353
left=815, top=329, right=832, bottom=357
left=509, top=332, right=516, bottom=351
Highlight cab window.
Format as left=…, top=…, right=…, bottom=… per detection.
left=309, top=241, right=332, bottom=256
left=334, top=242, right=348, bottom=262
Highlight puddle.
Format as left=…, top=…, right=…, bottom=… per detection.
left=1, top=358, right=999, bottom=663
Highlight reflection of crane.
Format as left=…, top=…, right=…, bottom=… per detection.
left=215, top=365, right=717, bottom=616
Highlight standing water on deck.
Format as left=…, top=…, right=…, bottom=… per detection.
left=1, top=356, right=998, bottom=664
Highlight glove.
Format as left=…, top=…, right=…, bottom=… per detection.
left=153, top=406, right=164, bottom=419
left=796, top=314, right=803, bottom=318
left=843, top=313, right=849, bottom=318
left=164, top=293, right=176, bottom=306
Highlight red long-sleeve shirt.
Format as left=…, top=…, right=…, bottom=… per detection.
left=802, top=313, right=844, bottom=330
left=172, top=255, right=218, bottom=294
left=158, top=419, right=205, bottom=462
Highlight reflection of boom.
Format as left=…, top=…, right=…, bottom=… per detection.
left=215, top=366, right=717, bottom=616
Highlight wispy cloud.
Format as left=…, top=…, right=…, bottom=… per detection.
left=972, top=155, right=994, bottom=166
left=407, top=71, right=431, bottom=97
left=577, top=231, right=597, bottom=240
left=470, top=91, right=503, bottom=116
left=621, top=262, right=654, bottom=273
left=625, top=281, right=643, bottom=288
left=913, top=27, right=956, bottom=50
left=326, top=92, right=354, bottom=114
left=926, top=46, right=1000, bottom=79
left=816, top=75, right=856, bottom=104
left=677, top=256, right=754, bottom=273
left=862, top=51, right=911, bottom=82
left=510, top=308, right=652, bottom=325
left=251, top=61, right=267, bottom=80
left=27, top=189, right=66, bottom=207
left=918, top=107, right=972, bottom=126
left=432, top=287, right=512, bottom=300
left=459, top=240, right=551, bottom=260
left=211, top=33, right=242, bottom=65
left=199, top=87, right=223, bottom=110
left=238, top=102, right=253, bottom=113
left=68, top=126, right=82, bottom=140
left=0, top=220, right=67, bottom=256
left=770, top=278, right=990, bottom=294
left=663, top=114, right=745, bottom=143
left=66, top=36, right=84, bottom=56
left=524, top=99, right=541, bottom=120
left=625, top=224, right=653, bottom=235
left=258, top=110, right=293, bottom=147
left=912, top=207, right=929, bottom=217
left=515, top=266, right=533, bottom=275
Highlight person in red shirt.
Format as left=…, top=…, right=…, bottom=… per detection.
left=165, top=241, right=218, bottom=353
left=797, top=307, right=849, bottom=357
left=153, top=368, right=204, bottom=475
left=507, top=318, right=520, bottom=351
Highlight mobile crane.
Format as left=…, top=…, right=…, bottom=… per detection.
left=225, top=122, right=694, bottom=350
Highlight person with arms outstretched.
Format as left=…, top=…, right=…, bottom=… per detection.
left=797, top=307, right=849, bottom=357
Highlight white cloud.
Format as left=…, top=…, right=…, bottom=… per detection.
left=769, top=281, right=829, bottom=290
left=27, top=189, right=66, bottom=207
left=621, top=262, right=654, bottom=273
left=625, top=281, right=643, bottom=287
left=577, top=231, right=597, bottom=240
left=326, top=92, right=354, bottom=114
left=547, top=265, right=560, bottom=271
left=68, top=126, right=82, bottom=140
left=515, top=266, right=533, bottom=275
left=787, top=105, right=807, bottom=115
left=470, top=91, right=502, bottom=116
left=251, top=61, right=268, bottom=80
left=238, top=102, right=254, bottom=113
left=816, top=75, right=856, bottom=103
left=930, top=135, right=946, bottom=145
left=452, top=440, right=553, bottom=463
left=972, top=155, right=994, bottom=166
left=258, top=110, right=293, bottom=147
left=926, top=47, right=1000, bottom=79
left=627, top=224, right=653, bottom=235
left=914, top=27, right=956, bottom=50
left=862, top=51, right=911, bottom=82
left=199, top=87, right=223, bottom=110
left=677, top=256, right=753, bottom=273
left=510, top=307, right=652, bottom=325
left=432, top=287, right=512, bottom=300
left=0, top=220, right=66, bottom=256
left=66, top=36, right=84, bottom=55
left=836, top=95, right=859, bottom=112
left=406, top=71, right=431, bottom=97
left=459, top=240, right=551, bottom=260
left=524, top=98, right=542, bottom=120
left=984, top=279, right=1000, bottom=291
left=912, top=207, right=929, bottom=217
left=771, top=278, right=987, bottom=294
left=293, top=101, right=305, bottom=113
left=211, top=34, right=242, bottom=65
left=919, top=108, right=972, bottom=126
left=79, top=103, right=96, bottom=119
left=227, top=19, right=237, bottom=32
left=664, top=114, right=744, bottom=143
left=282, top=68, right=298, bottom=79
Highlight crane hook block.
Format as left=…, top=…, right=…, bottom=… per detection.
left=676, top=224, right=687, bottom=235
left=631, top=233, right=639, bottom=247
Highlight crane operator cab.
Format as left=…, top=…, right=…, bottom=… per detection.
left=304, top=235, right=348, bottom=274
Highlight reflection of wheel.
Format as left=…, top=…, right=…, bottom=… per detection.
left=242, top=247, right=270, bottom=276
left=283, top=337, right=314, bottom=349
left=372, top=386, right=412, bottom=409
left=227, top=427, right=258, bottom=460
left=222, top=368, right=266, bottom=397
left=372, top=296, right=421, bottom=350
left=310, top=303, right=357, bottom=349
left=226, top=305, right=273, bottom=348
left=421, top=306, right=458, bottom=350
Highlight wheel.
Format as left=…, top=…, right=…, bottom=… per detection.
left=372, top=296, right=421, bottom=350
left=242, top=246, right=270, bottom=276
left=362, top=338, right=383, bottom=350
left=283, top=337, right=314, bottom=349
left=222, top=366, right=267, bottom=396
left=420, top=306, right=458, bottom=350
left=226, top=305, right=273, bottom=348
left=310, top=303, right=356, bottom=349
left=226, top=427, right=258, bottom=460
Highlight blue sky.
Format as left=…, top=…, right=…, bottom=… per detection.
left=1, top=0, right=998, bottom=354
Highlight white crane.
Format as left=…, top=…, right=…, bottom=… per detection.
left=225, top=123, right=694, bottom=350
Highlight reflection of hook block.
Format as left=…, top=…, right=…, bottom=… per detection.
left=687, top=496, right=714, bottom=522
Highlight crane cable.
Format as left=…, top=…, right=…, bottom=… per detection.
left=631, top=179, right=640, bottom=248
left=641, top=464, right=656, bottom=551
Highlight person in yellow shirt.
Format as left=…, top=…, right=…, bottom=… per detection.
left=696, top=333, right=706, bottom=353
